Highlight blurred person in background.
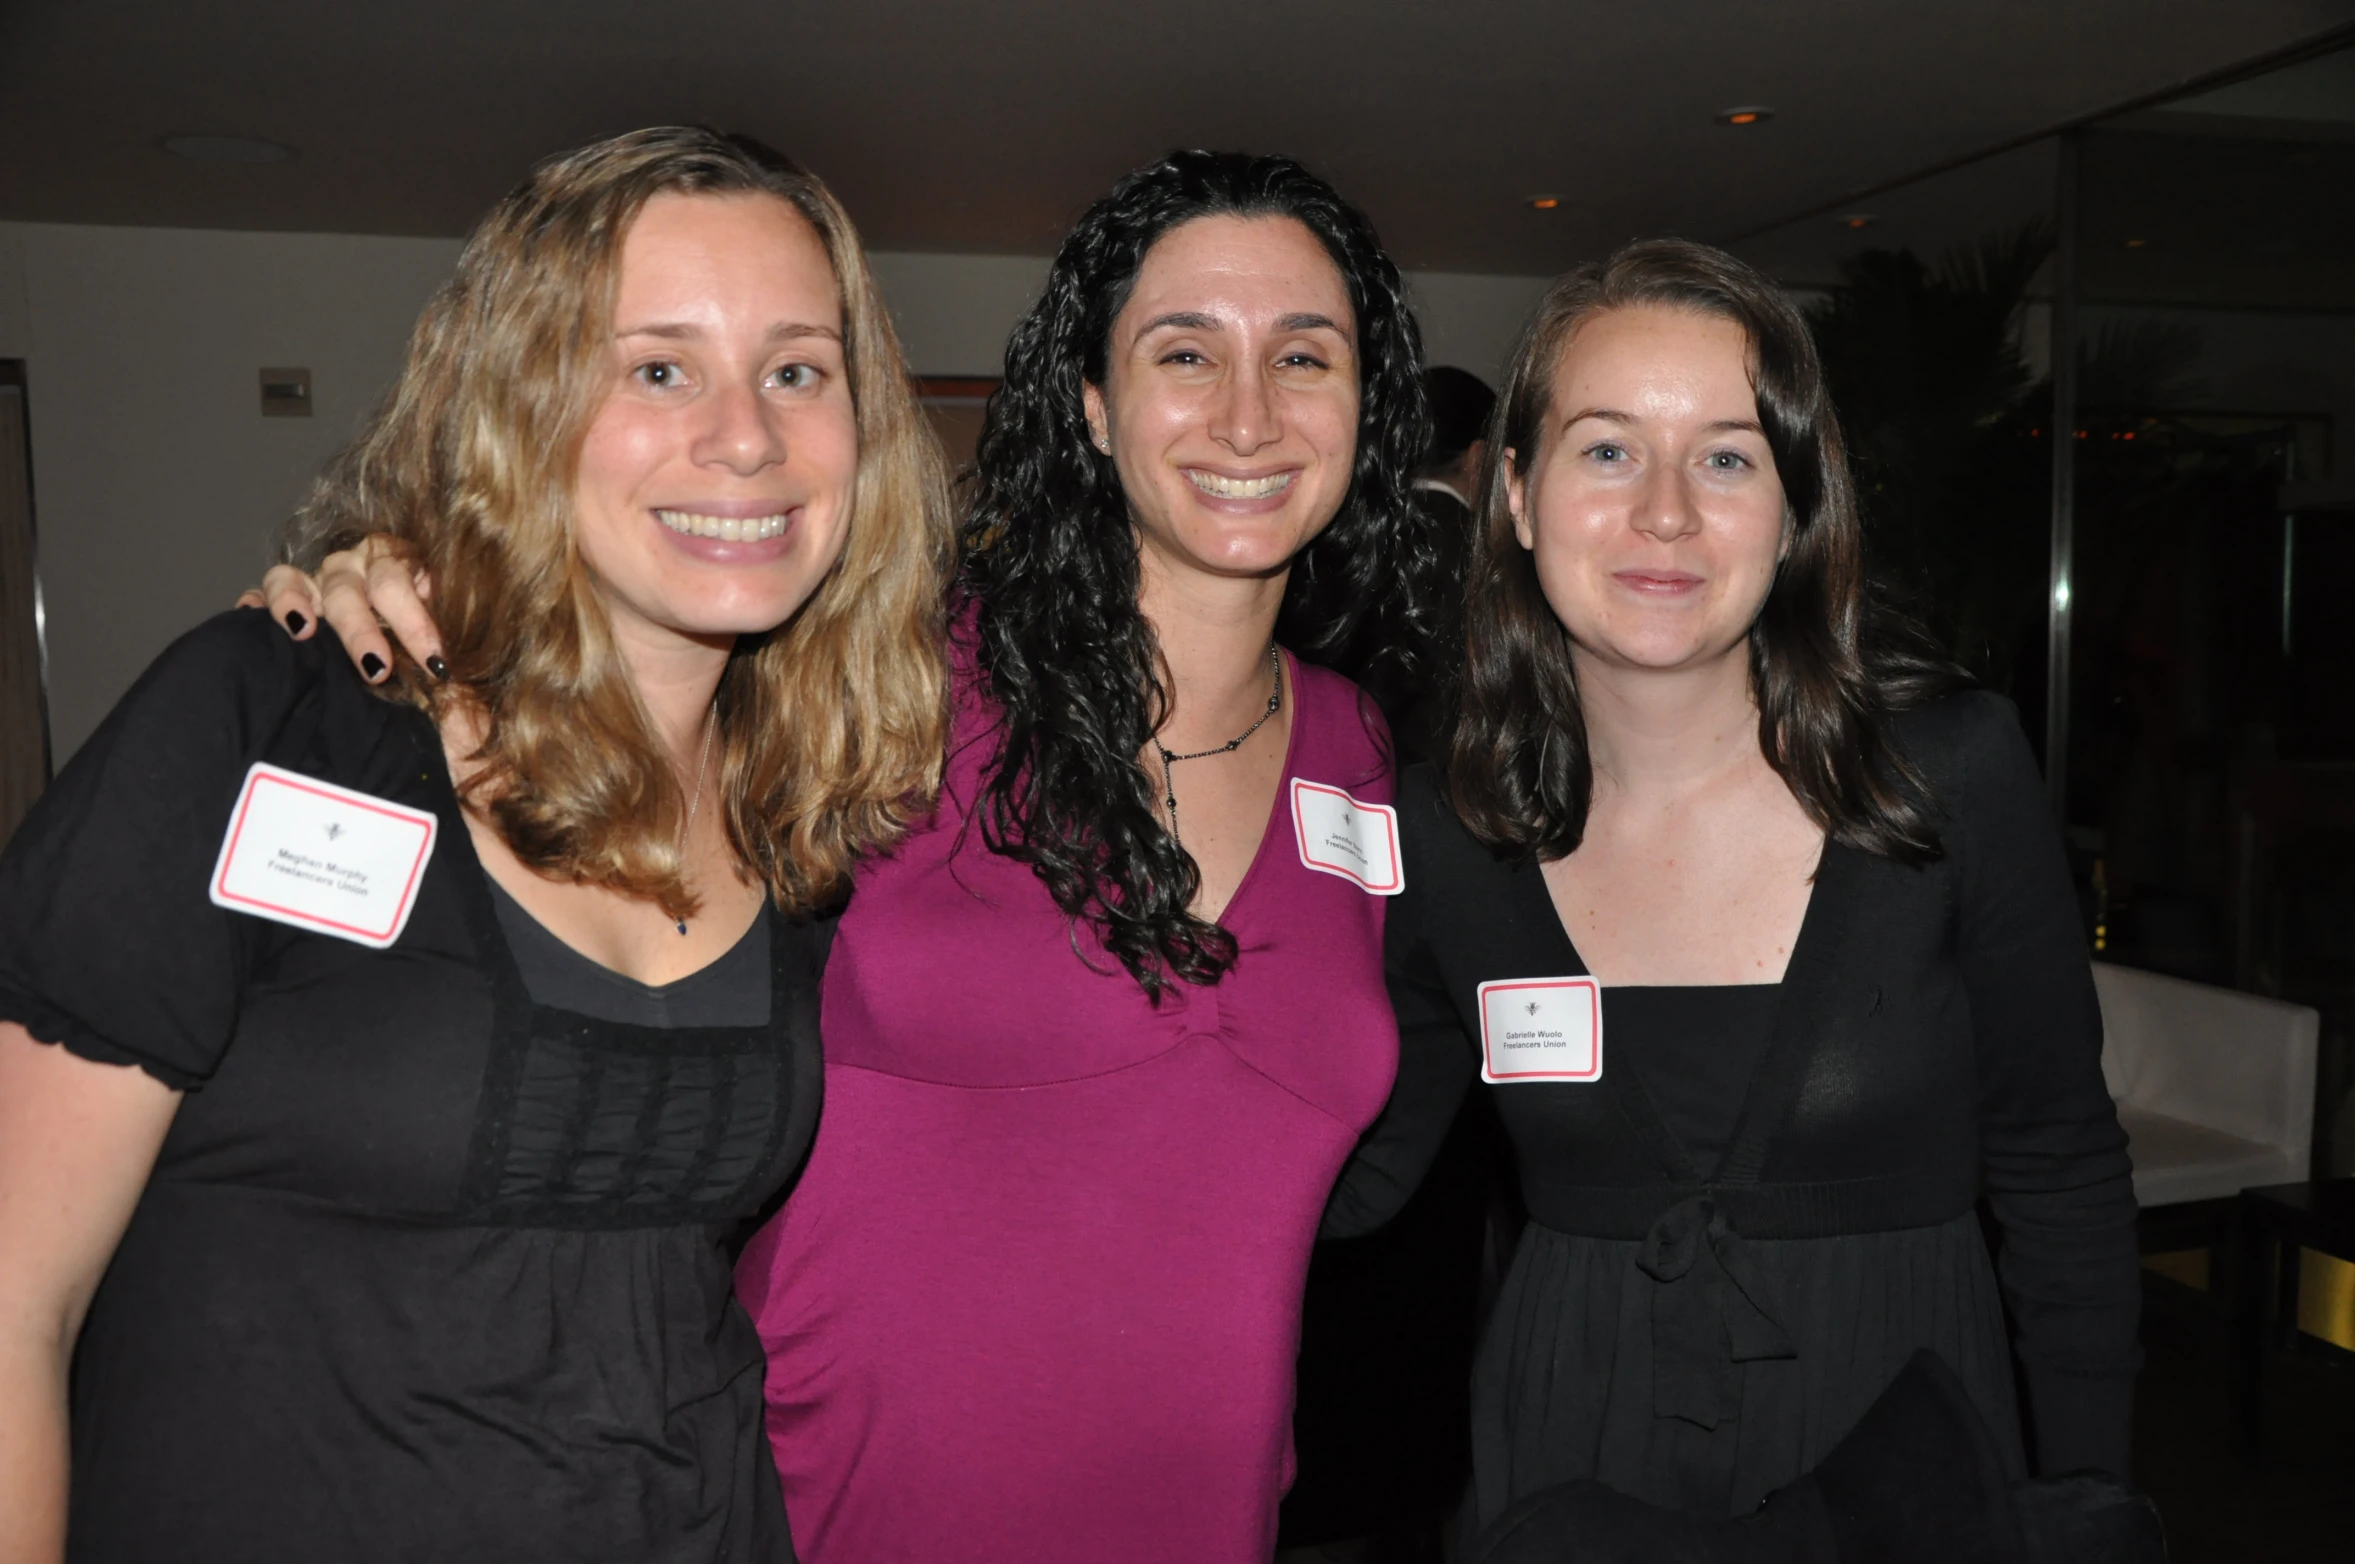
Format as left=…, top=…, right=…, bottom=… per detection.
left=1415, top=364, right=1496, bottom=523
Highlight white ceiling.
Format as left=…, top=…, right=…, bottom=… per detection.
left=3, top=1, right=2351, bottom=275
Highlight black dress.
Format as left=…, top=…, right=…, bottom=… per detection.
left=1326, top=691, right=2141, bottom=1526
left=0, top=613, right=822, bottom=1563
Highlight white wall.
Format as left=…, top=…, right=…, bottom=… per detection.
left=868, top=252, right=1048, bottom=378
left=1406, top=271, right=1551, bottom=384
left=0, top=220, right=1550, bottom=762
left=870, top=251, right=1550, bottom=383
left=0, top=222, right=463, bottom=761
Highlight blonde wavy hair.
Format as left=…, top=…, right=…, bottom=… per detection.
left=286, top=126, right=952, bottom=918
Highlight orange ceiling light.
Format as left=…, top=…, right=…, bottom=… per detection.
left=1716, top=107, right=1775, bottom=126
left=1528, top=195, right=1561, bottom=210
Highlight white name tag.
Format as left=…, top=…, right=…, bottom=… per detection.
left=209, top=763, right=437, bottom=949
left=1290, top=778, right=1402, bottom=895
left=1477, top=977, right=1602, bottom=1083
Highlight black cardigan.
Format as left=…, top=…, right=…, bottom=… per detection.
left=1325, top=690, right=2142, bottom=1479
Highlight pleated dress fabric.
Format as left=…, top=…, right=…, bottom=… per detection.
left=1477, top=1212, right=2022, bottom=1518
left=1472, top=984, right=2024, bottom=1517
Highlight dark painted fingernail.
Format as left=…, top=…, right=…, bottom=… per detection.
left=361, top=652, right=387, bottom=682
left=284, top=611, right=307, bottom=636
left=425, top=655, right=450, bottom=681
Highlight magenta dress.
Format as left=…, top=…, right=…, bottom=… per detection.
left=735, top=649, right=1400, bottom=1562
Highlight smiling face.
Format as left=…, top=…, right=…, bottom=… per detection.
left=1508, top=305, right=1787, bottom=677
left=1082, top=214, right=1360, bottom=590
left=571, top=190, right=858, bottom=654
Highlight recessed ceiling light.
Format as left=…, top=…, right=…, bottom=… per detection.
left=2123, top=237, right=2149, bottom=249
left=1839, top=213, right=1876, bottom=229
left=161, top=135, right=296, bottom=164
left=1716, top=107, right=1775, bottom=126
left=1527, top=195, right=1561, bottom=210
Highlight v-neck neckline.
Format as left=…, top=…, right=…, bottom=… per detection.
left=401, top=706, right=786, bottom=1034
left=1511, top=841, right=1865, bottom=1189
left=1198, top=646, right=1305, bottom=932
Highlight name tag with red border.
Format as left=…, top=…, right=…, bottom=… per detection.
left=209, top=763, right=437, bottom=949
left=1290, top=779, right=1402, bottom=895
left=1477, top=976, right=1602, bottom=1083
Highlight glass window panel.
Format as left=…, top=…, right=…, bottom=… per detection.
left=2074, top=44, right=2355, bottom=1172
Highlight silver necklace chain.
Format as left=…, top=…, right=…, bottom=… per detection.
left=1155, top=645, right=1282, bottom=848
left=673, top=705, right=718, bottom=936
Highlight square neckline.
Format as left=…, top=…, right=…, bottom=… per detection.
left=1508, top=841, right=1866, bottom=1190
left=1542, top=840, right=1823, bottom=993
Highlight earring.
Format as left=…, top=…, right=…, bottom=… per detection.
left=1097, top=436, right=1110, bottom=452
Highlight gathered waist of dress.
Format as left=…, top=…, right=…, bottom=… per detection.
left=1522, top=1164, right=1979, bottom=1242
left=135, top=1175, right=756, bottom=1238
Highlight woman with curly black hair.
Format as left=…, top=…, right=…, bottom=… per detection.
left=728, top=150, right=1444, bottom=1562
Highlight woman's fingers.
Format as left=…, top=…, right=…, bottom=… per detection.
left=258, top=564, right=322, bottom=639
left=314, top=539, right=444, bottom=684
left=314, top=547, right=399, bottom=683
left=363, top=544, right=446, bottom=680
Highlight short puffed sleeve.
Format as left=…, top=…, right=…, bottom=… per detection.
left=0, top=611, right=314, bottom=1089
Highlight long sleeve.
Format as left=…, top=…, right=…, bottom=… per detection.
left=1947, top=695, right=2141, bottom=1478
left=1320, top=831, right=1475, bottom=1240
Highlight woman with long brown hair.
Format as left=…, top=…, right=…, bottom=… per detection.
left=0, top=127, right=949, bottom=1562
left=1338, top=237, right=2141, bottom=1541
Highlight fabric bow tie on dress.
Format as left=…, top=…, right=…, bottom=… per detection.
left=1634, top=1195, right=1797, bottom=1429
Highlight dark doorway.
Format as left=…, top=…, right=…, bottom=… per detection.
left=0, top=361, right=49, bottom=844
